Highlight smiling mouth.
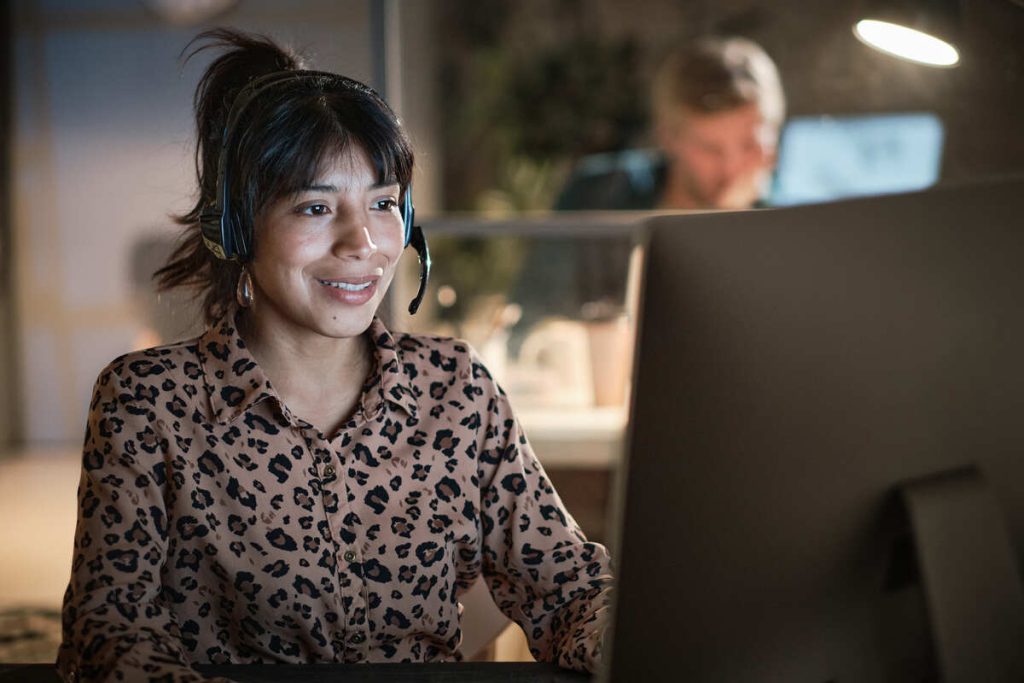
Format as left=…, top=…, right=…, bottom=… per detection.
left=317, top=278, right=374, bottom=292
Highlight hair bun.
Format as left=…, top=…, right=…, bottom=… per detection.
left=185, top=29, right=304, bottom=189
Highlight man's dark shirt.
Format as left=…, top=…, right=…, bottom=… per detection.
left=510, top=150, right=665, bottom=347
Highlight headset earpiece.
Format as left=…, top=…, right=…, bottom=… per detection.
left=200, top=208, right=228, bottom=260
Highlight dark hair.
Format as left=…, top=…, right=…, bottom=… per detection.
left=155, top=28, right=414, bottom=324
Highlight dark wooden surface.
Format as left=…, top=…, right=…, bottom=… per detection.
left=0, top=662, right=592, bottom=682
left=545, top=467, right=613, bottom=544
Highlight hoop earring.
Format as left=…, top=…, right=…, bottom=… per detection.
left=236, top=267, right=255, bottom=308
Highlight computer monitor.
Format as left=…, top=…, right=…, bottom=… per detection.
left=606, top=178, right=1024, bottom=682
left=770, top=112, right=944, bottom=206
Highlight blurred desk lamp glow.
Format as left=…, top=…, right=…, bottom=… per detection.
left=854, top=0, right=961, bottom=67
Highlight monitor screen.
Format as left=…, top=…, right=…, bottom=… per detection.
left=770, top=112, right=944, bottom=206
left=608, top=178, right=1024, bottom=681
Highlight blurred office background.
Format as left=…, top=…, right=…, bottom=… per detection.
left=1, top=0, right=1023, bottom=663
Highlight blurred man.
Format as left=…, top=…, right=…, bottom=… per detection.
left=556, top=37, right=786, bottom=211
left=510, top=38, right=786, bottom=362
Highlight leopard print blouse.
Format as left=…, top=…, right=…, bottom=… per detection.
left=57, top=311, right=612, bottom=682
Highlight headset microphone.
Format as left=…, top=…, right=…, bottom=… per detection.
left=406, top=219, right=430, bottom=315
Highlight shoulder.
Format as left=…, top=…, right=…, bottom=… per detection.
left=385, top=330, right=507, bottom=417
left=571, top=148, right=662, bottom=177
left=391, top=331, right=495, bottom=384
left=91, top=336, right=204, bottom=405
left=556, top=148, right=665, bottom=210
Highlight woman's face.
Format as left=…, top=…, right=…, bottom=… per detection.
left=247, top=145, right=405, bottom=344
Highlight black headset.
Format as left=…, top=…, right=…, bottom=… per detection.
left=199, top=70, right=430, bottom=315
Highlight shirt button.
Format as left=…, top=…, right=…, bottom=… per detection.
left=343, top=550, right=356, bottom=563
left=323, top=464, right=336, bottom=478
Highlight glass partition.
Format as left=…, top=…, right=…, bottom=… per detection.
left=387, top=214, right=647, bottom=468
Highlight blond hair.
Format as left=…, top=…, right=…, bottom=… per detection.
left=652, top=37, right=786, bottom=134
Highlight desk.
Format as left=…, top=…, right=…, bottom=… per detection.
left=518, top=407, right=626, bottom=470
left=0, top=662, right=591, bottom=682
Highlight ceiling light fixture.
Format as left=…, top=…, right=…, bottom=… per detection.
left=853, top=0, right=961, bottom=68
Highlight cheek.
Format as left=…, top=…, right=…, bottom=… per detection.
left=743, top=143, right=768, bottom=167
left=683, top=148, right=722, bottom=176
left=377, top=223, right=407, bottom=263
left=252, top=230, right=324, bottom=282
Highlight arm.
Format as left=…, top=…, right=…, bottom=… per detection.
left=473, top=357, right=614, bottom=672
left=57, top=363, right=232, bottom=683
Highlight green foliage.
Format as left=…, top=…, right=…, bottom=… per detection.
left=443, top=27, right=647, bottom=211
left=497, top=37, right=647, bottom=159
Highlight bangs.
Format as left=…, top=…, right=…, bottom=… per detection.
left=235, top=83, right=414, bottom=216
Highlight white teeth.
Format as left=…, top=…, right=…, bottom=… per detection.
left=319, top=279, right=371, bottom=291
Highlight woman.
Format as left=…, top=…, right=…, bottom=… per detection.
left=57, top=29, right=612, bottom=683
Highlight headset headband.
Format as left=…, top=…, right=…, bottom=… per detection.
left=199, top=69, right=430, bottom=315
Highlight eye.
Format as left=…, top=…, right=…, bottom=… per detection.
left=373, top=198, right=399, bottom=212
left=298, top=203, right=331, bottom=216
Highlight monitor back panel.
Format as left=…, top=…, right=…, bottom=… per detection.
left=610, top=178, right=1024, bottom=681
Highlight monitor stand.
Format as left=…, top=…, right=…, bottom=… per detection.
left=900, top=466, right=1024, bottom=682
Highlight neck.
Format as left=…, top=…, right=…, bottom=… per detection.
left=237, top=307, right=372, bottom=434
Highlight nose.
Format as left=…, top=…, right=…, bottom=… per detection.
left=331, top=219, right=378, bottom=260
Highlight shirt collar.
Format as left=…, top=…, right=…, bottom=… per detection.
left=197, top=309, right=419, bottom=427
left=361, top=317, right=420, bottom=422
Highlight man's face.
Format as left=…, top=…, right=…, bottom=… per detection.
left=660, top=102, right=778, bottom=210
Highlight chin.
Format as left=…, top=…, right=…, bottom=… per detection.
left=258, top=284, right=388, bottom=342
left=312, top=308, right=379, bottom=339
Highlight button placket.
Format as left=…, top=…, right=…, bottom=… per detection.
left=296, top=426, right=350, bottom=650
left=337, top=448, right=358, bottom=572
left=317, top=434, right=370, bottom=656
left=329, top=441, right=374, bottom=658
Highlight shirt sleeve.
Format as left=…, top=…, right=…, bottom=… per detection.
left=57, top=363, right=233, bottom=683
left=471, top=354, right=614, bottom=673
